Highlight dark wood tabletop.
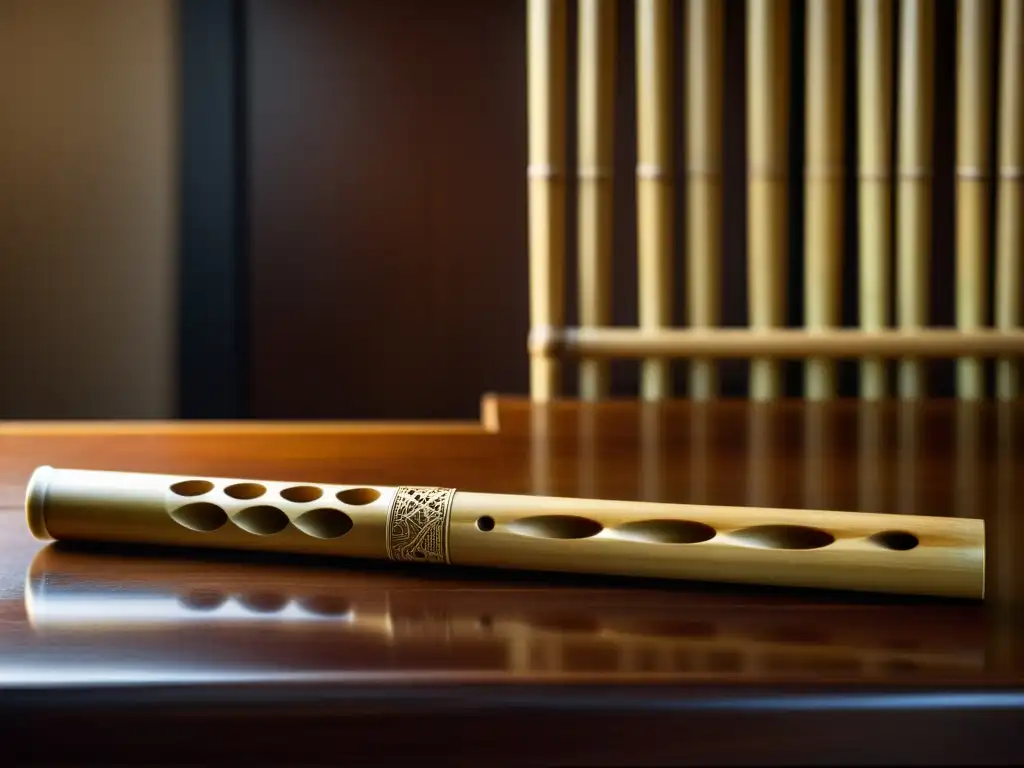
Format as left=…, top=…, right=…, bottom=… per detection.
left=0, top=396, right=1021, bottom=765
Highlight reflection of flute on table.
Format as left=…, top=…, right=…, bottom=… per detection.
left=25, top=466, right=984, bottom=599
left=25, top=546, right=985, bottom=678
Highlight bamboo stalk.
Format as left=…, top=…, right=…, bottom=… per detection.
left=529, top=326, right=1024, bottom=358
left=577, top=0, right=616, bottom=401
left=858, top=0, right=894, bottom=399
left=895, top=0, right=934, bottom=399
left=996, top=0, right=1022, bottom=400
left=804, top=0, right=846, bottom=400
left=636, top=0, right=674, bottom=400
left=747, top=0, right=790, bottom=401
left=955, top=0, right=994, bottom=400
left=527, top=0, right=567, bottom=402
left=685, top=0, right=723, bottom=400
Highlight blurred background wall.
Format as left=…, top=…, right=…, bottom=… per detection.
left=0, top=0, right=178, bottom=418
left=0, top=0, right=967, bottom=420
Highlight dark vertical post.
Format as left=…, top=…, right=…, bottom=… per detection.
left=178, top=0, right=249, bottom=418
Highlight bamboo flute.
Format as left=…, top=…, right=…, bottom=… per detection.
left=684, top=0, right=723, bottom=401
left=577, top=0, right=616, bottom=401
left=26, top=466, right=984, bottom=599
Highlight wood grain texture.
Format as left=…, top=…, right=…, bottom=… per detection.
left=0, top=398, right=1022, bottom=763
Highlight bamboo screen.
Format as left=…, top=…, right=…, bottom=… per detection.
left=526, top=0, right=1022, bottom=401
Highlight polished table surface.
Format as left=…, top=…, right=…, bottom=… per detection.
left=0, top=396, right=1021, bottom=764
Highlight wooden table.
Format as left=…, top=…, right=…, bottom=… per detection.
left=1, top=396, right=1021, bottom=765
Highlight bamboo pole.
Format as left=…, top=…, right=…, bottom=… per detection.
left=747, top=0, right=790, bottom=401
left=529, top=325, right=1024, bottom=358
left=895, top=0, right=934, bottom=399
left=577, top=0, right=616, bottom=401
left=955, top=0, right=994, bottom=400
left=996, top=0, right=1022, bottom=400
left=636, top=0, right=674, bottom=400
left=527, top=0, right=567, bottom=402
left=804, top=0, right=846, bottom=400
left=858, top=0, right=893, bottom=399
left=685, top=0, right=723, bottom=400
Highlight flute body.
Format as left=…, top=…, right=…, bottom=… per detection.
left=25, top=466, right=984, bottom=599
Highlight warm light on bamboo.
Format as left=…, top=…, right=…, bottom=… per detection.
left=996, top=0, right=1022, bottom=400
left=747, top=0, right=790, bottom=401
left=896, top=0, right=934, bottom=399
left=530, top=326, right=1024, bottom=359
left=685, top=0, right=723, bottom=400
left=858, top=0, right=893, bottom=399
left=956, top=0, right=994, bottom=400
left=577, top=0, right=616, bottom=401
left=804, top=0, right=845, bottom=400
left=636, top=0, right=674, bottom=400
left=26, top=466, right=985, bottom=599
left=527, top=0, right=567, bottom=402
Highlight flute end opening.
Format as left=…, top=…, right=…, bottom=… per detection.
left=25, top=465, right=55, bottom=541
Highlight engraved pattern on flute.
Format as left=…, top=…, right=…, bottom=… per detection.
left=386, top=486, right=456, bottom=564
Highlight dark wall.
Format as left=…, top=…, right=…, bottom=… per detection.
left=247, top=0, right=529, bottom=419
left=242, top=0, right=967, bottom=420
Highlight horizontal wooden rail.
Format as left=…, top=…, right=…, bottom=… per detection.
left=529, top=327, right=1024, bottom=360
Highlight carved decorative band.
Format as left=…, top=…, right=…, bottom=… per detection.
left=386, top=486, right=456, bottom=564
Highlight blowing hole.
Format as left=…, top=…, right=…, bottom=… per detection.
left=614, top=519, right=717, bottom=544
left=337, top=487, right=381, bottom=505
left=224, top=482, right=267, bottom=500
left=280, top=485, right=324, bottom=503
left=293, top=508, right=353, bottom=539
left=729, top=525, right=836, bottom=550
left=507, top=515, right=603, bottom=540
left=170, top=479, right=214, bottom=497
left=232, top=505, right=290, bottom=536
left=169, top=502, right=228, bottom=532
left=869, top=530, right=920, bottom=551
left=476, top=516, right=495, bottom=532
